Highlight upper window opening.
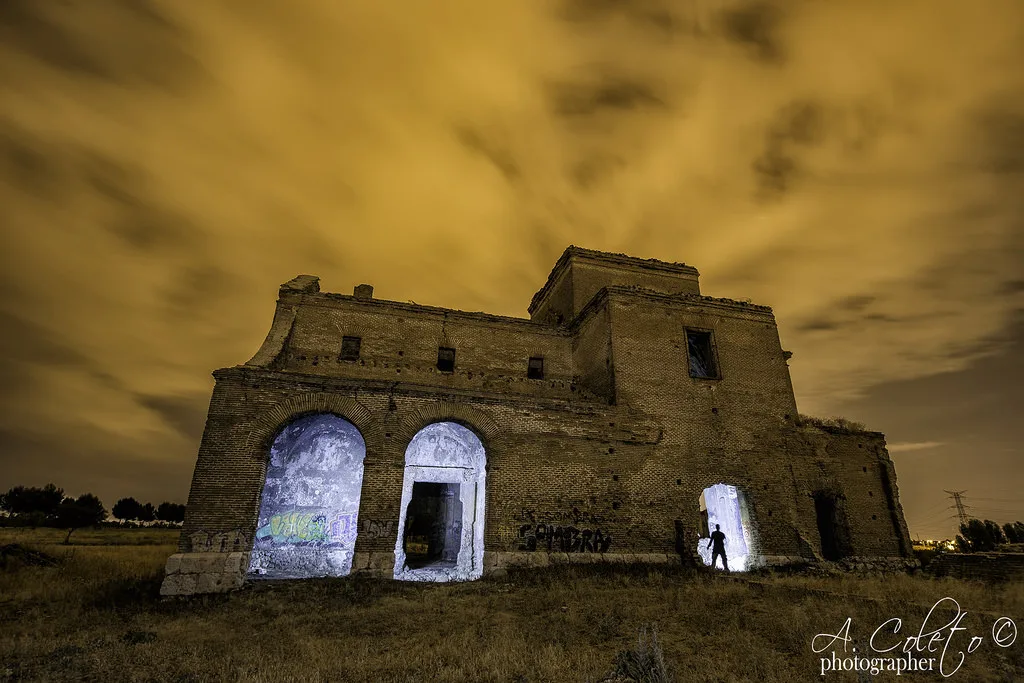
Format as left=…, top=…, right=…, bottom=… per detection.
left=686, top=329, right=718, bottom=379
left=437, top=347, right=456, bottom=373
left=527, top=356, right=544, bottom=379
left=340, top=336, right=361, bottom=361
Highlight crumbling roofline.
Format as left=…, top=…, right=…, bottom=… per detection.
left=528, top=245, right=701, bottom=314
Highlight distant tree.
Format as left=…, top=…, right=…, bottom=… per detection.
left=156, top=502, right=186, bottom=523
left=112, top=497, right=144, bottom=521
left=55, top=494, right=107, bottom=544
left=1003, top=522, right=1019, bottom=543
left=139, top=502, right=156, bottom=522
left=955, top=534, right=972, bottom=553
left=985, top=520, right=1006, bottom=546
left=957, top=518, right=1008, bottom=552
left=0, top=484, right=64, bottom=518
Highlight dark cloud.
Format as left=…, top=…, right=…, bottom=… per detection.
left=136, top=394, right=208, bottom=444
left=80, top=152, right=143, bottom=206
left=106, top=203, right=203, bottom=253
left=998, top=279, right=1024, bottom=296
left=837, top=295, right=876, bottom=312
left=570, top=152, right=626, bottom=190
left=455, top=126, right=521, bottom=182
left=719, top=1, right=786, bottom=64
left=0, top=123, right=64, bottom=199
left=0, top=308, right=124, bottom=395
left=753, top=100, right=826, bottom=200
left=970, top=105, right=1024, bottom=176
left=0, top=0, right=207, bottom=91
left=559, top=0, right=676, bottom=36
left=160, top=264, right=235, bottom=315
left=795, top=318, right=843, bottom=333
left=0, top=0, right=111, bottom=78
left=549, top=75, right=666, bottom=118
left=0, top=309, right=94, bottom=371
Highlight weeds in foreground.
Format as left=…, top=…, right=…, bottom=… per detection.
left=611, top=624, right=673, bottom=683
left=1, top=529, right=1022, bottom=683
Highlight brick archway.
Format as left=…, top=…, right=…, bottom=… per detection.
left=245, top=393, right=378, bottom=457
left=391, top=401, right=500, bottom=453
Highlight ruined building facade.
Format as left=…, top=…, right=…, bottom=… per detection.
left=161, top=247, right=914, bottom=595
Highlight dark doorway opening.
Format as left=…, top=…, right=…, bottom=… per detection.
left=402, top=482, right=463, bottom=569
left=814, top=493, right=853, bottom=561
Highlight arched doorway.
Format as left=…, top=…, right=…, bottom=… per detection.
left=697, top=483, right=755, bottom=571
left=393, top=422, right=487, bottom=582
left=248, top=413, right=367, bottom=579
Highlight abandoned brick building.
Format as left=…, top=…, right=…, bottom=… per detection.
left=161, top=246, right=915, bottom=595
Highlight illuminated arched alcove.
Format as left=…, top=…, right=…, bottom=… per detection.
left=247, top=413, right=367, bottom=580
left=393, top=422, right=487, bottom=582
left=697, top=483, right=755, bottom=572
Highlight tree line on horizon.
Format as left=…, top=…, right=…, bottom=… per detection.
left=0, top=483, right=185, bottom=543
left=955, top=518, right=1024, bottom=553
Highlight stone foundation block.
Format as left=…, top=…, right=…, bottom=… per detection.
left=367, top=551, right=395, bottom=575
left=178, top=553, right=231, bottom=575
left=164, top=554, right=182, bottom=575
left=351, top=552, right=371, bottom=572
left=159, top=573, right=197, bottom=596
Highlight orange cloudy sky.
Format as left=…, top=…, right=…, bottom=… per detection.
left=1, top=0, right=1022, bottom=539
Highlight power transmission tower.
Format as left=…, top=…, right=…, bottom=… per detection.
left=945, top=490, right=970, bottom=527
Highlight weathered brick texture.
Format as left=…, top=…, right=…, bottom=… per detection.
left=162, top=246, right=914, bottom=595
left=929, top=552, right=1024, bottom=582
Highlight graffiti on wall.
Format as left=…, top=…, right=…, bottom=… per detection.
left=360, top=519, right=396, bottom=539
left=190, top=529, right=250, bottom=552
left=255, top=510, right=358, bottom=545
left=518, top=524, right=612, bottom=553
left=248, top=413, right=367, bottom=579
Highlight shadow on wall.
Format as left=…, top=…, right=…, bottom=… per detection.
left=813, top=489, right=853, bottom=561
left=247, top=413, right=367, bottom=580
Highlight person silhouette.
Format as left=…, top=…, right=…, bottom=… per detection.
left=706, top=524, right=730, bottom=572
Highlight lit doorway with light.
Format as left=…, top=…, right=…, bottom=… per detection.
left=393, top=422, right=486, bottom=582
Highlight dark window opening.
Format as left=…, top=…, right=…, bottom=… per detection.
left=527, top=356, right=544, bottom=379
left=340, top=336, right=361, bottom=361
left=686, top=329, right=717, bottom=379
left=813, top=493, right=853, bottom=561
left=437, top=347, right=455, bottom=373
left=402, top=482, right=463, bottom=569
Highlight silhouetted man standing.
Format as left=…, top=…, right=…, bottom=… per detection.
left=707, top=524, right=729, bottom=572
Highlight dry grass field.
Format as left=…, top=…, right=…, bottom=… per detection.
left=1, top=528, right=1021, bottom=682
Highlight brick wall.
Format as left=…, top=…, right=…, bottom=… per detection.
left=166, top=247, right=914, bottom=594
left=929, top=552, right=1024, bottom=582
